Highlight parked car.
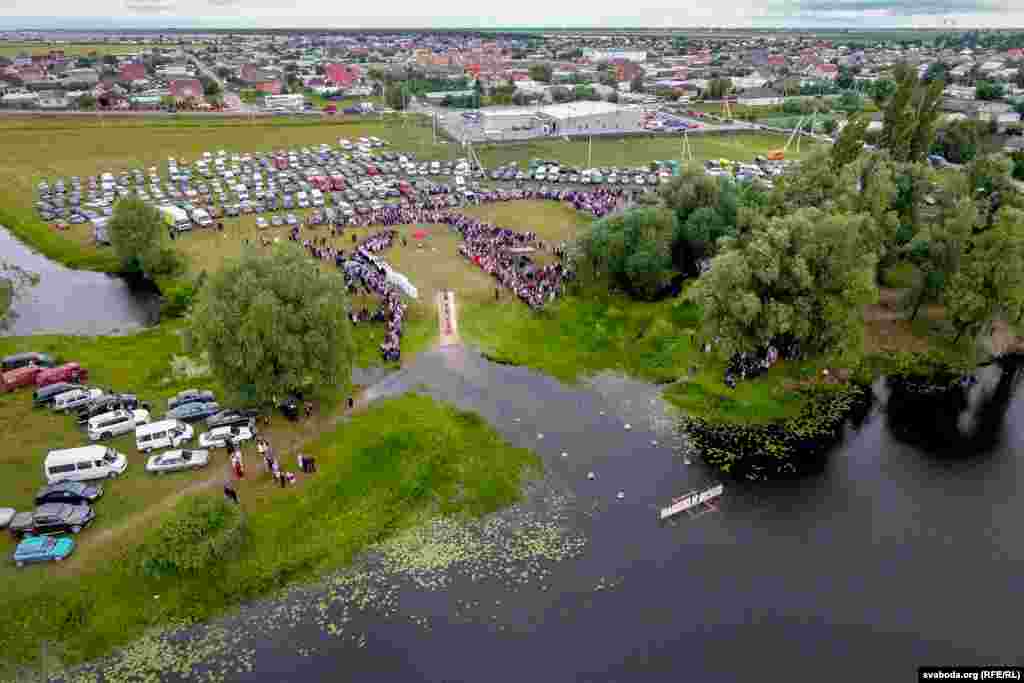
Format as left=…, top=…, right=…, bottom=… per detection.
left=87, top=408, right=151, bottom=441
left=146, top=449, right=211, bottom=474
left=9, top=503, right=95, bottom=538
left=33, top=382, right=84, bottom=407
left=2, top=352, right=56, bottom=371
left=35, top=481, right=103, bottom=506
left=76, top=394, right=146, bottom=423
left=12, top=535, right=75, bottom=567
left=198, top=425, right=254, bottom=449
left=167, top=389, right=215, bottom=411
left=35, top=363, right=88, bottom=388
left=1, top=365, right=41, bottom=393
left=0, top=508, right=15, bottom=528
left=52, top=387, right=104, bottom=413
left=206, top=408, right=259, bottom=430
left=166, top=401, right=220, bottom=422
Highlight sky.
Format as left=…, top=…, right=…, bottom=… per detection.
left=2, top=0, right=1024, bottom=30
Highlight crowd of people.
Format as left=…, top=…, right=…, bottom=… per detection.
left=339, top=230, right=408, bottom=362
left=723, top=336, right=803, bottom=389
left=447, top=213, right=574, bottom=310
left=261, top=188, right=628, bottom=361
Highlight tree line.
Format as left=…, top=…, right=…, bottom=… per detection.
left=576, top=62, right=1024, bottom=362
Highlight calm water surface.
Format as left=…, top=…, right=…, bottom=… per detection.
left=0, top=227, right=159, bottom=336
left=157, top=348, right=1024, bottom=683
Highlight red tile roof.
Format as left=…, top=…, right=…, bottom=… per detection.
left=169, top=78, right=203, bottom=98
left=119, top=62, right=146, bottom=82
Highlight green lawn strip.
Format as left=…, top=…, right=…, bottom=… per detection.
left=458, top=292, right=816, bottom=425
left=0, top=43, right=162, bottom=58
left=0, top=393, right=540, bottom=668
left=472, top=132, right=818, bottom=168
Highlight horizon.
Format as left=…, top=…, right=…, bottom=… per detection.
left=3, top=1, right=1024, bottom=32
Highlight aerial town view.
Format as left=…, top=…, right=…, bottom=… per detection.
left=1, top=3, right=1023, bottom=681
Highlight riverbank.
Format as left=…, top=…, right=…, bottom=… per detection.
left=0, top=387, right=540, bottom=673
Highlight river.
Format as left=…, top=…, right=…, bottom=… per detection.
left=0, top=226, right=160, bottom=337
left=70, top=345, right=1023, bottom=683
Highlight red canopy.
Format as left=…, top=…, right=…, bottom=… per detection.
left=413, top=229, right=428, bottom=239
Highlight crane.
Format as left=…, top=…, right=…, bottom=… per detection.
left=768, top=115, right=808, bottom=160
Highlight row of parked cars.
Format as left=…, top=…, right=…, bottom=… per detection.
left=0, top=349, right=267, bottom=567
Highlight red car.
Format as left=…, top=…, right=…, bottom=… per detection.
left=35, top=362, right=88, bottom=388
left=0, top=366, right=41, bottom=393
left=330, top=175, right=346, bottom=191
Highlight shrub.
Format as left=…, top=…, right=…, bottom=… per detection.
left=134, top=495, right=246, bottom=578
left=160, top=280, right=196, bottom=318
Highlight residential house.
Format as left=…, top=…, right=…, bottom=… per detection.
left=37, top=90, right=68, bottom=109
left=119, top=62, right=146, bottom=83
left=612, top=60, right=643, bottom=83
left=324, top=63, right=358, bottom=88
left=808, top=63, right=838, bottom=81
left=254, top=80, right=282, bottom=95
left=738, top=86, right=782, bottom=106
left=18, top=65, right=45, bottom=83
left=0, top=91, right=40, bottom=107
left=168, top=78, right=203, bottom=102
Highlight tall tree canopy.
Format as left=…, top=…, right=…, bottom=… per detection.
left=190, top=244, right=356, bottom=404
left=946, top=207, right=1024, bottom=342
left=108, top=197, right=180, bottom=276
left=831, top=113, right=870, bottom=170
left=879, top=63, right=944, bottom=163
left=574, top=207, right=677, bottom=300
left=658, top=168, right=766, bottom=276
left=691, top=207, right=879, bottom=357
left=0, top=261, right=38, bottom=331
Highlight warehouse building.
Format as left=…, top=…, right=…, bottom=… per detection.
left=480, top=101, right=644, bottom=137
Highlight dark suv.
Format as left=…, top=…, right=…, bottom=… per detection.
left=76, top=394, right=146, bottom=423
left=206, top=408, right=259, bottom=430
left=35, top=481, right=103, bottom=506
left=9, top=503, right=95, bottom=537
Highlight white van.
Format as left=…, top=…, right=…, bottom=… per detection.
left=44, top=445, right=127, bottom=483
left=53, top=388, right=104, bottom=413
left=136, top=419, right=194, bottom=453
left=88, top=408, right=150, bottom=441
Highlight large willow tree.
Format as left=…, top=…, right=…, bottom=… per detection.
left=691, top=207, right=879, bottom=358
left=190, top=244, right=355, bottom=404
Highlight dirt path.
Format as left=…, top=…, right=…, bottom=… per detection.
left=436, top=290, right=461, bottom=347
left=60, top=463, right=231, bottom=574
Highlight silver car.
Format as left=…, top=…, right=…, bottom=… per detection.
left=146, top=449, right=210, bottom=474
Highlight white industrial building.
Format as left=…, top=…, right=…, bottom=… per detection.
left=582, top=48, right=647, bottom=63
left=480, top=101, right=645, bottom=137
left=263, top=93, right=306, bottom=111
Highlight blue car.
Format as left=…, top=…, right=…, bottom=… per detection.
left=165, top=401, right=221, bottom=422
left=13, top=536, right=75, bottom=567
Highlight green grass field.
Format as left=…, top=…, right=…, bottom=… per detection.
left=0, top=42, right=163, bottom=58
left=0, top=115, right=808, bottom=273
left=0, top=390, right=539, bottom=671
left=472, top=131, right=816, bottom=169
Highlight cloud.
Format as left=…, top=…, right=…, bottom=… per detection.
left=123, top=0, right=175, bottom=11
left=764, top=0, right=1013, bottom=19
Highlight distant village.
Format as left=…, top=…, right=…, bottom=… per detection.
left=1, top=30, right=1022, bottom=148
